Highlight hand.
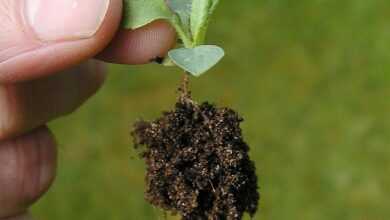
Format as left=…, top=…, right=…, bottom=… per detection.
left=0, top=0, right=176, bottom=219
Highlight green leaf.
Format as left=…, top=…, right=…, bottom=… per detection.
left=122, top=0, right=172, bottom=29
left=168, top=45, right=225, bottom=77
left=190, top=0, right=211, bottom=46
left=166, top=0, right=193, bottom=39
left=122, top=0, right=225, bottom=77
left=166, top=0, right=192, bottom=16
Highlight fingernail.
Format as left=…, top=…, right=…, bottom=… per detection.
left=24, top=0, right=110, bottom=42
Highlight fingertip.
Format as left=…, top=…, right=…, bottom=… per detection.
left=0, top=0, right=122, bottom=83
left=97, top=20, right=176, bottom=65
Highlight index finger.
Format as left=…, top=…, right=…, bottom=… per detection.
left=97, top=20, right=176, bottom=65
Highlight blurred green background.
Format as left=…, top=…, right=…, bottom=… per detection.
left=33, top=0, right=390, bottom=219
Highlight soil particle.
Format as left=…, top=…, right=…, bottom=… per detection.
left=132, top=80, right=259, bottom=220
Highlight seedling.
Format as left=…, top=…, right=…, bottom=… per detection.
left=122, top=0, right=224, bottom=76
left=123, top=1, right=260, bottom=219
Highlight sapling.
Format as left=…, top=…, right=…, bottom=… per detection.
left=122, top=0, right=225, bottom=77
left=124, top=1, right=260, bottom=219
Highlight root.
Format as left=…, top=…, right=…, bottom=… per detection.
left=177, top=73, right=211, bottom=124
left=178, top=73, right=196, bottom=105
left=132, top=96, right=260, bottom=220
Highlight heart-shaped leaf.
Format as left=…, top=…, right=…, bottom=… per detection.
left=122, top=0, right=172, bottom=29
left=168, top=45, right=225, bottom=77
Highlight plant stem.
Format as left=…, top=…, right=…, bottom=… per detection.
left=178, top=72, right=200, bottom=108
left=179, top=72, right=191, bottom=102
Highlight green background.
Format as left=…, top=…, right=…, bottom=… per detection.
left=33, top=1, right=390, bottom=219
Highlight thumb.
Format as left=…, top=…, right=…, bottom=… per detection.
left=0, top=0, right=121, bottom=83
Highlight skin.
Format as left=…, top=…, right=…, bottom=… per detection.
left=0, top=0, right=176, bottom=219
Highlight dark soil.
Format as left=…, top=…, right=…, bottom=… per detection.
left=132, top=77, right=259, bottom=220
